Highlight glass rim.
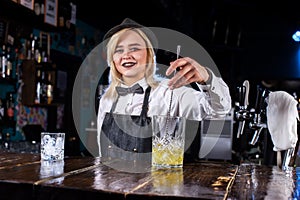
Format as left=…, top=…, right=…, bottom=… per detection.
left=41, top=132, right=65, bottom=135
left=151, top=115, right=186, bottom=119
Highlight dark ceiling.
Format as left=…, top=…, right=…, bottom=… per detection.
left=75, top=0, right=300, bottom=85
left=76, top=0, right=300, bottom=43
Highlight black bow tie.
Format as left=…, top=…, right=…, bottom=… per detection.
left=116, top=83, right=144, bottom=96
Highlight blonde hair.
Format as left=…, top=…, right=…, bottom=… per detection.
left=103, top=28, right=159, bottom=100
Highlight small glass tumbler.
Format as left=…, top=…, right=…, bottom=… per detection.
left=41, top=132, right=65, bottom=161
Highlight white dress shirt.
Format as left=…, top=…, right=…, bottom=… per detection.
left=97, top=71, right=232, bottom=156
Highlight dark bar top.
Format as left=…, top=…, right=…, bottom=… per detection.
left=0, top=151, right=297, bottom=200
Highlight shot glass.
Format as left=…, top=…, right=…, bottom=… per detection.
left=41, top=132, right=65, bottom=161
left=152, top=115, right=186, bottom=168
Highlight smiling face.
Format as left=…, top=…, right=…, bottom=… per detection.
left=112, top=30, right=148, bottom=85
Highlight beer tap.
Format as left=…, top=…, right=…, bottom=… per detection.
left=235, top=80, right=251, bottom=138
left=249, top=85, right=268, bottom=145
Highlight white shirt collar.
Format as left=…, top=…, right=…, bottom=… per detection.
left=120, top=78, right=148, bottom=90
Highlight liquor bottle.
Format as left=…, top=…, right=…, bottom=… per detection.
left=42, top=50, right=48, bottom=63
left=32, top=35, right=39, bottom=62
left=3, top=132, right=10, bottom=150
left=34, top=0, right=44, bottom=16
left=46, top=72, right=53, bottom=104
left=26, top=33, right=34, bottom=60
left=5, top=92, right=14, bottom=121
left=0, top=44, right=7, bottom=79
left=40, top=1, right=44, bottom=16
left=15, top=47, right=20, bottom=78
left=0, top=98, right=4, bottom=122
left=0, top=45, right=3, bottom=78
left=40, top=71, right=46, bottom=103
left=40, top=71, right=47, bottom=104
left=35, top=69, right=42, bottom=104
left=5, top=46, right=13, bottom=79
left=31, top=35, right=36, bottom=60
left=34, top=36, right=41, bottom=63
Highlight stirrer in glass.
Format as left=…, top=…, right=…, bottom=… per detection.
left=165, top=45, right=181, bottom=136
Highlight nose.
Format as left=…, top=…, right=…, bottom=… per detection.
left=122, top=50, right=132, bottom=59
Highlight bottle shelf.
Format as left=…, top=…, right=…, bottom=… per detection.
left=21, top=59, right=56, bottom=106
left=1, top=0, right=59, bottom=33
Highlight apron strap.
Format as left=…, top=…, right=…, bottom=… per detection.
left=141, top=86, right=151, bottom=119
left=109, top=96, right=119, bottom=113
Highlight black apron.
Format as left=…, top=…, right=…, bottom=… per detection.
left=100, top=87, right=152, bottom=162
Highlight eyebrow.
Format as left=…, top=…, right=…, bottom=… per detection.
left=116, top=43, right=143, bottom=48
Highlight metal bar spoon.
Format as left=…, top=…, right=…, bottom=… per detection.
left=165, top=45, right=181, bottom=138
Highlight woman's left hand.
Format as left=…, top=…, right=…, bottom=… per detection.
left=166, top=57, right=210, bottom=89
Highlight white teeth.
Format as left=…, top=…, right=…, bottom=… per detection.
left=122, top=62, right=136, bottom=67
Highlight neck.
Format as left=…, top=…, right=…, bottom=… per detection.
left=122, top=76, right=144, bottom=86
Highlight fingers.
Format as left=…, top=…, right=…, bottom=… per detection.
left=168, top=65, right=190, bottom=88
left=166, top=58, right=189, bottom=76
left=168, top=67, right=199, bottom=89
left=166, top=57, right=207, bottom=89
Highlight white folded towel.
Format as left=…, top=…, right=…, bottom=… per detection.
left=266, top=91, right=299, bottom=152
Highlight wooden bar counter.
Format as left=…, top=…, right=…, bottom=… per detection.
left=0, top=151, right=297, bottom=199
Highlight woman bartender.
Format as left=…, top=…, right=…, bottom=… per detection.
left=97, top=18, right=232, bottom=161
